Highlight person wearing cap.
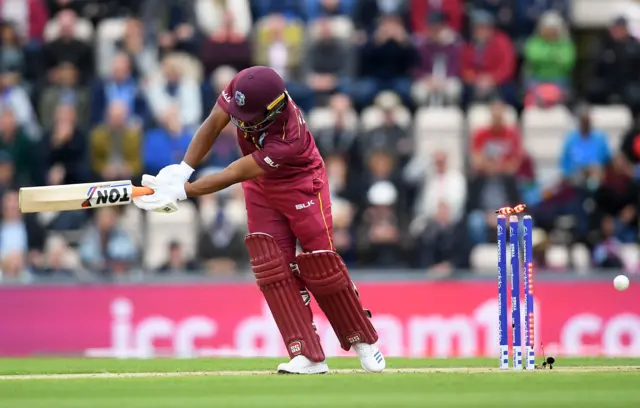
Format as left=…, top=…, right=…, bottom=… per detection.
left=587, top=16, right=640, bottom=111
left=133, top=66, right=385, bottom=375
left=412, top=10, right=462, bottom=106
left=461, top=10, right=516, bottom=106
left=524, top=11, right=575, bottom=91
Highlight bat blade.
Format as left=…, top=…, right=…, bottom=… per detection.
left=19, top=181, right=153, bottom=213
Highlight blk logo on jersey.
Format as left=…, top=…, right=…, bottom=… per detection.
left=263, top=156, right=279, bottom=168
left=295, top=200, right=315, bottom=210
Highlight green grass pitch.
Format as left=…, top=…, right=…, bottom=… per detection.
left=0, top=357, right=639, bottom=408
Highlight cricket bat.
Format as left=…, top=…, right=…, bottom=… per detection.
left=19, top=180, right=154, bottom=213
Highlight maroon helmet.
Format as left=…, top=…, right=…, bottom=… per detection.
left=227, top=66, right=288, bottom=133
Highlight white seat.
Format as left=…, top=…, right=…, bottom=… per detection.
left=546, top=245, right=569, bottom=268
left=414, top=106, right=464, bottom=170
left=571, top=243, right=591, bottom=274
left=470, top=244, right=498, bottom=274
left=44, top=17, right=94, bottom=42
left=522, top=106, right=573, bottom=163
left=467, top=104, right=518, bottom=134
left=360, top=105, right=412, bottom=132
left=591, top=105, right=632, bottom=150
left=144, top=201, right=198, bottom=270
left=621, top=244, right=640, bottom=272
left=308, top=107, right=357, bottom=132
left=95, top=18, right=126, bottom=78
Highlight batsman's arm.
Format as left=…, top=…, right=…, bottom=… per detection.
left=182, top=104, right=230, bottom=168
left=184, top=155, right=265, bottom=197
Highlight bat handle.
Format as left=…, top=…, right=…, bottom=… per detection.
left=132, top=186, right=154, bottom=198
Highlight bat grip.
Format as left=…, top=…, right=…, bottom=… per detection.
left=132, top=186, right=154, bottom=197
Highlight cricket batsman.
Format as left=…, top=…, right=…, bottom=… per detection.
left=133, top=66, right=385, bottom=374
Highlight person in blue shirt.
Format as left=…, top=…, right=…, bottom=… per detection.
left=143, top=106, right=193, bottom=175
left=560, top=105, right=611, bottom=183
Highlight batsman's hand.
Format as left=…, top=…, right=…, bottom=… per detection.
left=133, top=161, right=194, bottom=213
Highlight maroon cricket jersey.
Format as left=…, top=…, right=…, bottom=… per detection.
left=216, top=76, right=324, bottom=182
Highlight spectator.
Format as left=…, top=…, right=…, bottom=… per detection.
left=0, top=191, right=30, bottom=283
left=0, top=22, right=26, bottom=76
left=560, top=106, right=611, bottom=184
left=314, top=94, right=360, bottom=163
left=0, top=150, right=15, bottom=195
left=200, top=121, right=240, bottom=171
left=411, top=0, right=463, bottom=35
left=195, top=0, right=252, bottom=38
left=201, top=65, right=237, bottom=121
left=358, top=148, right=403, bottom=210
left=305, top=0, right=356, bottom=20
left=289, top=17, right=355, bottom=111
left=31, top=235, right=75, bottom=279
left=412, top=11, right=462, bottom=106
left=461, top=11, right=516, bottom=106
left=474, top=0, right=514, bottom=37
left=138, top=0, right=197, bottom=55
left=524, top=11, right=575, bottom=93
left=91, top=53, right=145, bottom=125
left=621, top=113, right=640, bottom=180
left=113, top=18, right=159, bottom=80
left=587, top=17, right=640, bottom=112
left=593, top=154, right=639, bottom=243
left=251, top=0, right=306, bottom=20
left=1, top=0, right=48, bottom=44
left=357, top=180, right=403, bottom=268
left=0, top=68, right=40, bottom=140
left=253, top=13, right=304, bottom=81
left=41, top=104, right=88, bottom=185
left=39, top=62, right=90, bottom=129
left=0, top=109, right=38, bottom=186
left=331, top=196, right=357, bottom=265
left=197, top=186, right=248, bottom=276
left=351, top=14, right=416, bottom=108
left=513, top=0, right=570, bottom=40
left=360, top=94, right=412, bottom=166
left=90, top=102, right=142, bottom=181
left=143, top=106, right=192, bottom=175
left=411, top=151, right=467, bottom=238
left=466, top=155, right=521, bottom=246
left=325, top=153, right=353, bottom=202
left=417, top=201, right=464, bottom=274
left=41, top=10, right=93, bottom=83
left=353, top=0, right=409, bottom=37
left=199, top=10, right=252, bottom=76
left=471, top=101, right=524, bottom=177
left=79, top=207, right=139, bottom=277
left=157, top=241, right=199, bottom=274
left=145, top=54, right=202, bottom=128
left=592, top=215, right=625, bottom=269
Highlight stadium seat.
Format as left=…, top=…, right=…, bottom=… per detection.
left=308, top=107, right=358, bottom=132
left=470, top=244, right=498, bottom=274
left=590, top=105, right=632, bottom=150
left=621, top=244, right=640, bottom=272
left=467, top=104, right=518, bottom=134
left=414, top=106, right=464, bottom=170
left=44, top=16, right=94, bottom=42
left=571, top=243, right=592, bottom=275
left=144, top=201, right=198, bottom=270
left=571, top=0, right=630, bottom=28
left=95, top=18, right=127, bottom=78
left=308, top=16, right=354, bottom=40
left=546, top=245, right=569, bottom=269
left=360, top=105, right=412, bottom=132
left=522, top=106, right=573, bottom=170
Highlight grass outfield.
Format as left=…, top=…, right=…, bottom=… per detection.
left=0, top=358, right=639, bottom=407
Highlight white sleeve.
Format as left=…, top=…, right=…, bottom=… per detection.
left=195, top=0, right=222, bottom=36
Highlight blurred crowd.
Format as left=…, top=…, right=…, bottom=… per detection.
left=1, top=0, right=639, bottom=283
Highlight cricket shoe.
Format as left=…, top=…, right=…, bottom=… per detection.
left=277, top=356, right=329, bottom=375
left=353, top=343, right=385, bottom=373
